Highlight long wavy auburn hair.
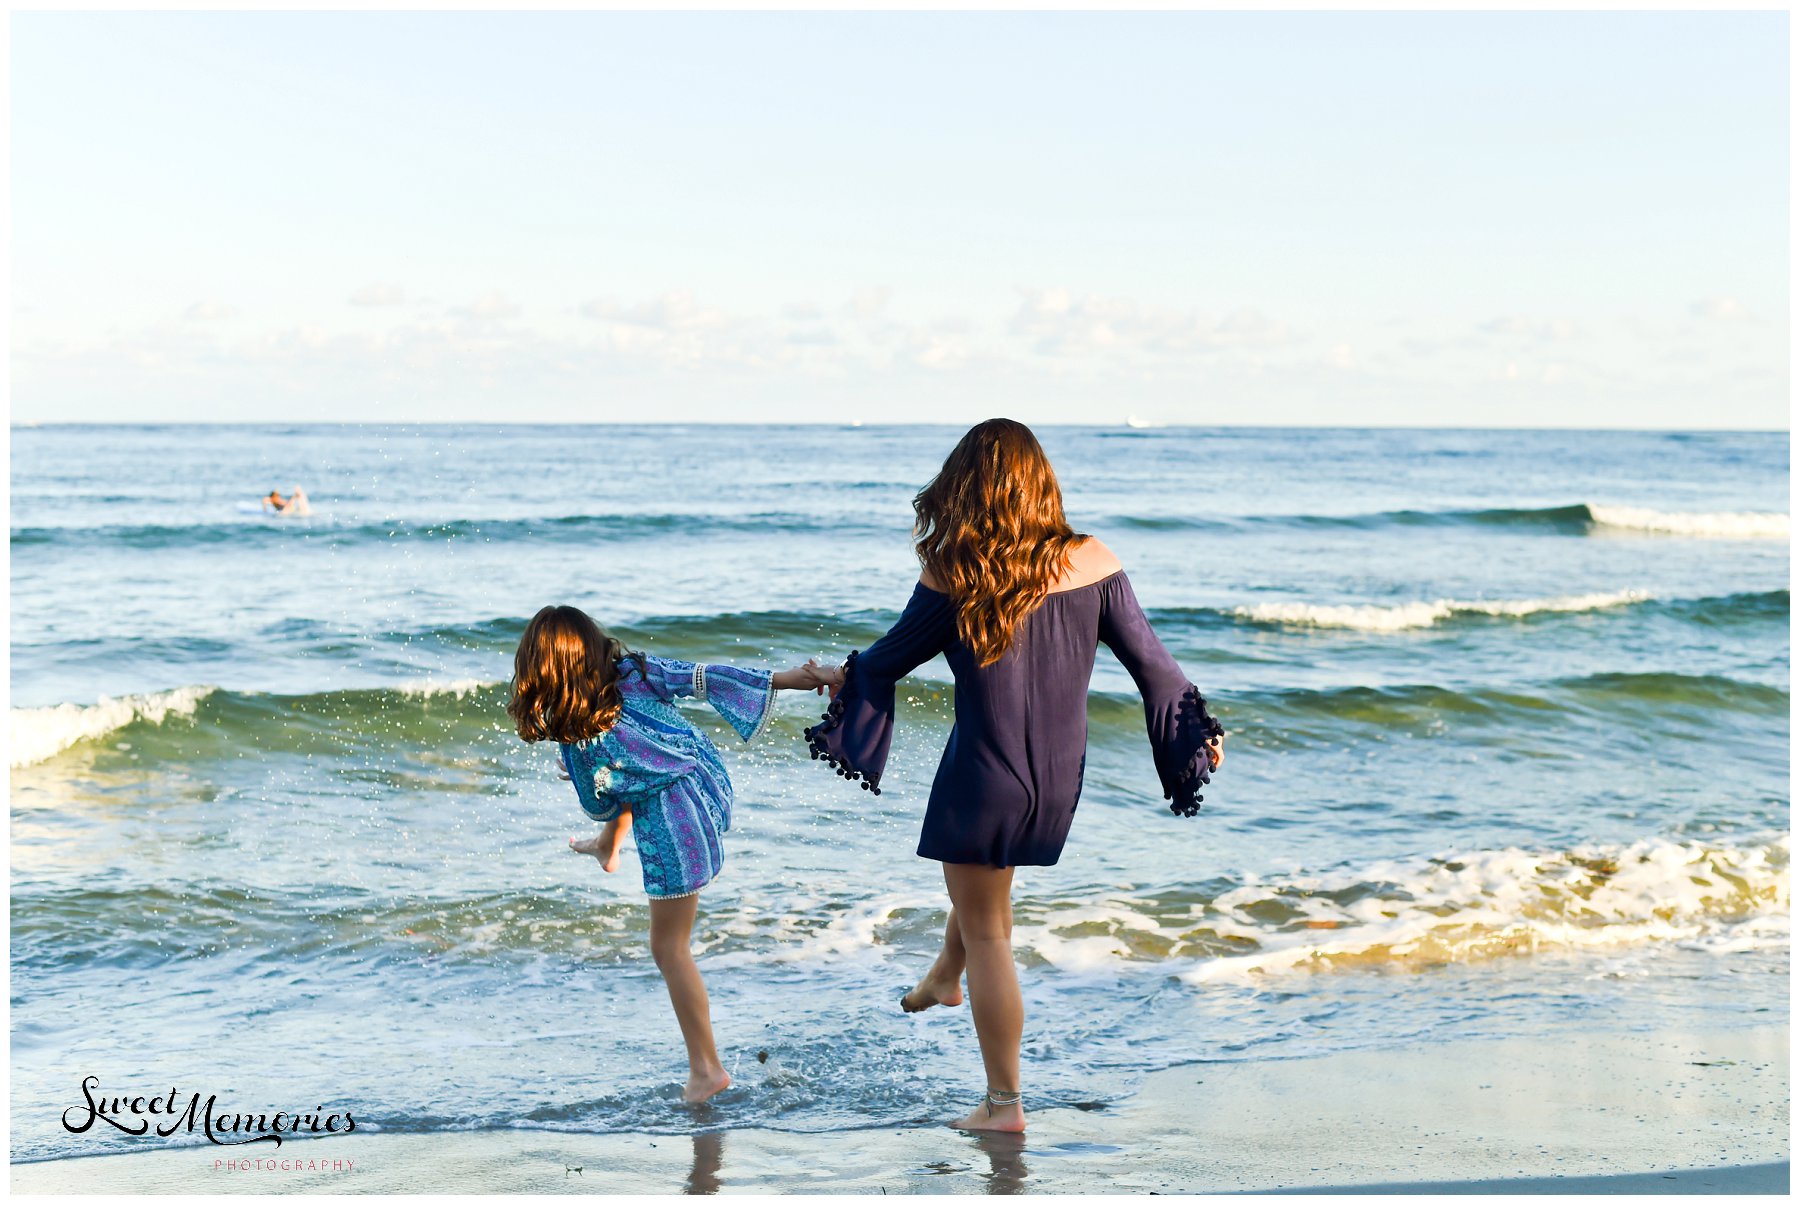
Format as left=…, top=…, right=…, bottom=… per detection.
left=507, top=605, right=642, bottom=743
left=913, top=418, right=1088, bottom=667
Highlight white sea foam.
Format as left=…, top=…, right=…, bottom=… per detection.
left=395, top=677, right=500, bottom=700
left=358, top=831, right=1789, bottom=987
left=688, top=834, right=1787, bottom=982
left=1234, top=589, right=1651, bottom=632
left=1180, top=834, right=1789, bottom=983
left=1587, top=505, right=1789, bottom=539
left=10, top=686, right=216, bottom=769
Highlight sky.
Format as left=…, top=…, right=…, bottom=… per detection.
left=10, top=11, right=1790, bottom=427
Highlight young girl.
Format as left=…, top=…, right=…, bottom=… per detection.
left=507, top=604, right=840, bottom=1104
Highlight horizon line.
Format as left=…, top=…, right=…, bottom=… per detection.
left=8, top=421, right=1790, bottom=434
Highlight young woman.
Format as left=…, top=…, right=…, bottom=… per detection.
left=804, top=419, right=1225, bottom=1132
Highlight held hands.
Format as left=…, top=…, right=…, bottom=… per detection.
left=1205, top=734, right=1225, bottom=771
left=773, top=658, right=846, bottom=695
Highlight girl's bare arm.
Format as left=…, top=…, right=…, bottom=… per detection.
left=773, top=659, right=845, bottom=694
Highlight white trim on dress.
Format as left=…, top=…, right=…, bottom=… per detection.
left=648, top=876, right=715, bottom=901
left=744, top=678, right=778, bottom=744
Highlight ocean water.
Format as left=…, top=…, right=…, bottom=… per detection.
left=9, top=424, right=1789, bottom=1162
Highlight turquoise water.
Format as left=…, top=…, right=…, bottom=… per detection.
left=9, top=424, right=1789, bottom=1161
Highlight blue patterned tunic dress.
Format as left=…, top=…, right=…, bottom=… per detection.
left=559, top=656, right=776, bottom=899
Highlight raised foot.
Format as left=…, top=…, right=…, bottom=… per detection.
left=569, top=835, right=620, bottom=873
left=901, top=973, right=964, bottom=1013
left=683, top=1068, right=731, bottom=1105
left=948, top=1097, right=1026, bottom=1133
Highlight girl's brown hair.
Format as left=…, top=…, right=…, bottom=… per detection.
left=507, top=605, right=642, bottom=743
left=913, top=418, right=1088, bottom=666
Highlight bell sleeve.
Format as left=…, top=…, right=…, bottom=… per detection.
left=804, top=582, right=955, bottom=794
left=1097, top=572, right=1226, bottom=817
left=639, top=654, right=777, bottom=742
left=559, top=728, right=696, bottom=822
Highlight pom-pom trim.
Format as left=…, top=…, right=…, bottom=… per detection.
left=802, top=650, right=883, bottom=795
left=1165, top=685, right=1226, bottom=817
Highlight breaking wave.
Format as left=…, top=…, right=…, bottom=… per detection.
left=9, top=686, right=217, bottom=769
left=1179, top=835, right=1789, bottom=981
left=1232, top=589, right=1653, bottom=632
left=1585, top=505, right=1789, bottom=539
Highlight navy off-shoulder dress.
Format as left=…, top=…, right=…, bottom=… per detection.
left=805, top=570, right=1224, bottom=868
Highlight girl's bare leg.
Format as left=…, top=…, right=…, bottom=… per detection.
left=942, top=862, right=1025, bottom=1132
left=902, top=907, right=967, bottom=1012
left=599, top=812, right=630, bottom=873
left=649, top=893, right=730, bottom=1103
left=570, top=810, right=632, bottom=873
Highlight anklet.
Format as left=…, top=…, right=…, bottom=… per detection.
left=985, top=1090, right=1022, bottom=1114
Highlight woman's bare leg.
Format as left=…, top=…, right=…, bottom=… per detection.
left=942, top=862, right=1025, bottom=1132
left=648, top=893, right=730, bottom=1103
left=902, top=907, right=967, bottom=1012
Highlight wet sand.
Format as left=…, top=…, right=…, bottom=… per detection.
left=11, top=1024, right=1786, bottom=1195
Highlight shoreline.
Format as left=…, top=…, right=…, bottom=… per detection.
left=11, top=1023, right=1787, bottom=1195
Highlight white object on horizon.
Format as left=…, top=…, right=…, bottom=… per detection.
left=1125, top=415, right=1162, bottom=429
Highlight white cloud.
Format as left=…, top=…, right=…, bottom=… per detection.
left=905, top=330, right=973, bottom=371
left=451, top=291, right=521, bottom=321
left=1691, top=296, right=1752, bottom=322
left=847, top=286, right=892, bottom=319
left=183, top=301, right=238, bottom=322
left=579, top=291, right=734, bottom=333
left=350, top=283, right=407, bottom=307
left=17, top=282, right=1784, bottom=427
left=1010, top=289, right=1293, bottom=358
left=1478, top=316, right=1581, bottom=342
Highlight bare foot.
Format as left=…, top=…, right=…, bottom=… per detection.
left=568, top=835, right=621, bottom=873
left=683, top=1067, right=731, bottom=1105
left=949, top=1096, right=1026, bottom=1133
left=901, top=969, right=964, bottom=1013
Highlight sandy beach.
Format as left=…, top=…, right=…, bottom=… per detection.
left=13, top=1024, right=1785, bottom=1195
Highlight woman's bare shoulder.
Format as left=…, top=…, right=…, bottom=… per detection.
left=920, top=539, right=1122, bottom=594
left=1074, top=536, right=1123, bottom=574
left=1052, top=536, right=1124, bottom=592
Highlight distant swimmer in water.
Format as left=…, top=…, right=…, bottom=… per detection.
left=262, top=487, right=311, bottom=516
